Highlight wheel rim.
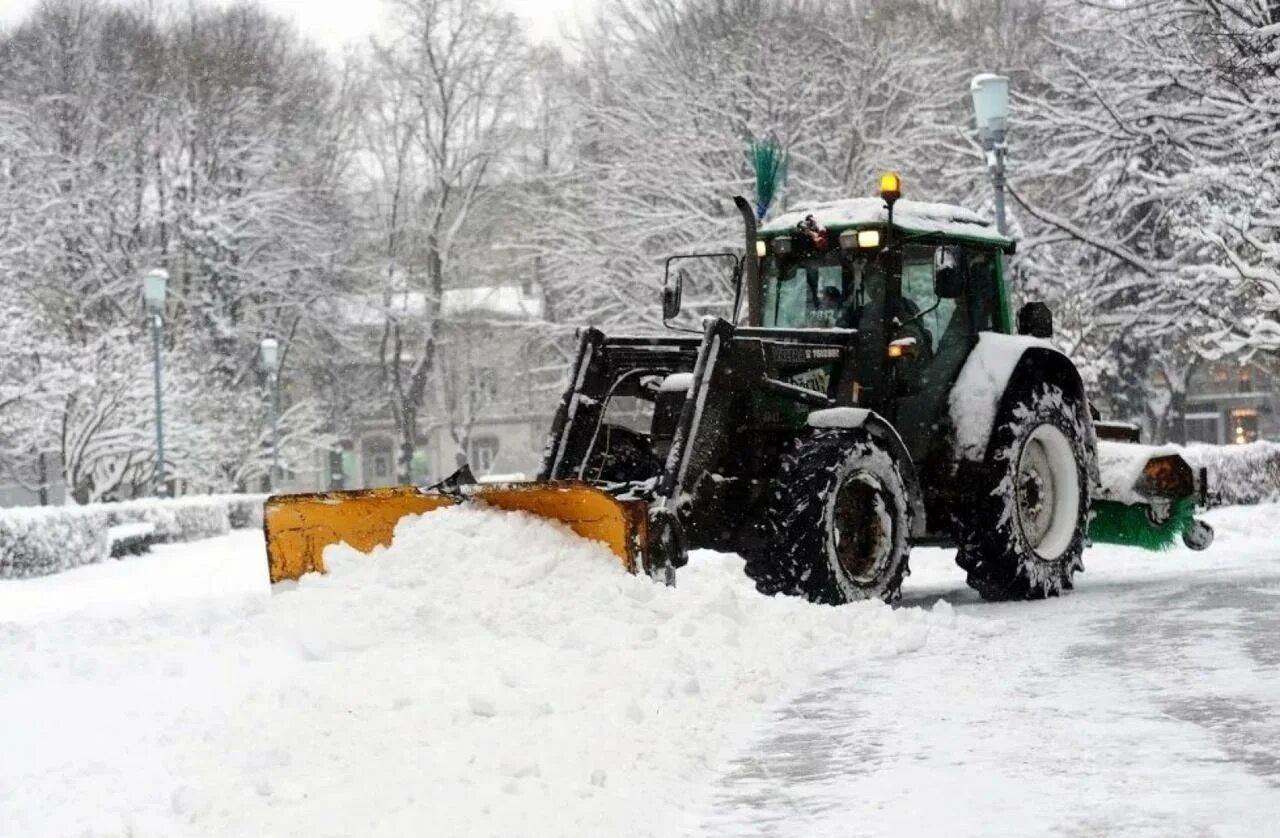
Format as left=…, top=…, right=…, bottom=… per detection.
left=829, top=472, right=894, bottom=584
left=1015, top=424, right=1080, bottom=560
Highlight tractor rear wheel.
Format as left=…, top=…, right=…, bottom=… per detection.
left=744, top=430, right=912, bottom=605
left=955, top=382, right=1090, bottom=600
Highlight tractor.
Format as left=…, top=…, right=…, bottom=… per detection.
left=265, top=175, right=1212, bottom=603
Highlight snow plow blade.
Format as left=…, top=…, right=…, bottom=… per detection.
left=263, top=482, right=649, bottom=583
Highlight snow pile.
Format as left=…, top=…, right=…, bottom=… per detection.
left=1, top=506, right=978, bottom=837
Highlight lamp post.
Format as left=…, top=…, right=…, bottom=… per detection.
left=142, top=268, right=169, bottom=497
left=970, top=73, right=1011, bottom=236
left=260, top=337, right=281, bottom=491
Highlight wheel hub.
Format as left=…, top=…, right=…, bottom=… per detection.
left=1017, top=438, right=1056, bottom=549
left=1013, top=424, right=1081, bottom=560
left=831, top=473, right=893, bottom=585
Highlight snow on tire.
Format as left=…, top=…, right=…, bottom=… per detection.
left=743, top=430, right=912, bottom=605
left=956, top=382, right=1089, bottom=601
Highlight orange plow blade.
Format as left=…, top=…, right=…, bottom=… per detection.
left=263, top=482, right=649, bottom=583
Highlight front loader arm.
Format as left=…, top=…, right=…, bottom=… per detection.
left=539, top=329, right=701, bottom=482
left=540, top=328, right=609, bottom=481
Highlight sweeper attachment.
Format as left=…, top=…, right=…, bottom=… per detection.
left=263, top=177, right=1214, bottom=603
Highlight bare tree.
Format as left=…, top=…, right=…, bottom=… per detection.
left=362, top=0, right=529, bottom=481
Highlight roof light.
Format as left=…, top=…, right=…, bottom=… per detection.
left=879, top=172, right=901, bottom=202
left=755, top=239, right=767, bottom=258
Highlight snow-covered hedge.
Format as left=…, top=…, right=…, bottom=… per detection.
left=1180, top=442, right=1280, bottom=507
left=0, top=494, right=267, bottom=580
left=0, top=507, right=110, bottom=580
left=217, top=493, right=269, bottom=530
left=103, top=497, right=231, bottom=543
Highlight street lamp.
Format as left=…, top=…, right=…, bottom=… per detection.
left=142, top=268, right=169, bottom=497
left=970, top=73, right=1010, bottom=236
left=260, top=337, right=281, bottom=491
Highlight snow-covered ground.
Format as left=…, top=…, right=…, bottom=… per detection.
left=1, top=504, right=1277, bottom=837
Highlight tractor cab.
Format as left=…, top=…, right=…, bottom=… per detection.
left=747, top=182, right=1018, bottom=459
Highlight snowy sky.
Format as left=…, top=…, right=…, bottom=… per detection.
left=0, top=0, right=597, bottom=51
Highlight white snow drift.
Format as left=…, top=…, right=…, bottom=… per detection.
left=0, top=505, right=977, bottom=838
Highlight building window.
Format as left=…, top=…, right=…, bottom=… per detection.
left=1184, top=413, right=1221, bottom=445
left=471, top=367, right=498, bottom=401
left=1230, top=408, right=1259, bottom=445
left=1239, top=366, right=1253, bottom=393
left=470, top=436, right=500, bottom=473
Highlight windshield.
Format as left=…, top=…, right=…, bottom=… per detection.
left=762, top=251, right=885, bottom=329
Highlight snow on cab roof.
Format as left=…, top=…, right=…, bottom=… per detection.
left=760, top=197, right=1012, bottom=247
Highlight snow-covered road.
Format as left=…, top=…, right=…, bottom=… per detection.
left=2, top=505, right=1277, bottom=837
left=693, top=505, right=1280, bottom=837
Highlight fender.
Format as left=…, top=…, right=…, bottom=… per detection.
left=806, top=407, right=928, bottom=538
left=948, top=332, right=1100, bottom=485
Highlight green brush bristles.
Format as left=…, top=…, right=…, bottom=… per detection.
left=1089, top=498, right=1195, bottom=551
left=752, top=140, right=787, bottom=221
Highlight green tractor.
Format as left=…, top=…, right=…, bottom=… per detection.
left=536, top=175, right=1213, bottom=603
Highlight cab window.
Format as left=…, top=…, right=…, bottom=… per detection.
left=900, top=245, right=954, bottom=353
left=762, top=252, right=883, bottom=329
left=898, top=244, right=1000, bottom=350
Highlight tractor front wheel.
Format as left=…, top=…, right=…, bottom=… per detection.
left=956, top=382, right=1090, bottom=600
left=744, top=430, right=912, bottom=605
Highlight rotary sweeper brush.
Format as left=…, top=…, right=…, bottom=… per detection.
left=264, top=175, right=1213, bottom=604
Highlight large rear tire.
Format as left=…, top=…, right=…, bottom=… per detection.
left=956, top=382, right=1090, bottom=601
left=744, top=430, right=912, bottom=605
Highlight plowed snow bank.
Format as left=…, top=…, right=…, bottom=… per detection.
left=3, top=506, right=982, bottom=837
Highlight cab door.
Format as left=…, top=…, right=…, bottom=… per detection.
left=893, top=244, right=1000, bottom=464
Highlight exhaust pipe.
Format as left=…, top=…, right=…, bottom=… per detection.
left=733, top=195, right=762, bottom=326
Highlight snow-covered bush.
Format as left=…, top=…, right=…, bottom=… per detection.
left=216, top=494, right=269, bottom=530
left=0, top=493, right=264, bottom=579
left=0, top=508, right=109, bottom=580
left=1181, top=442, right=1280, bottom=508
left=106, top=498, right=230, bottom=543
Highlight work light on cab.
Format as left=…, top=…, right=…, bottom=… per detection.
left=838, top=228, right=882, bottom=251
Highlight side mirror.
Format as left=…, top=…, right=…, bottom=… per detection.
left=662, top=268, right=685, bottom=322
left=1017, top=301, right=1053, bottom=339
left=934, top=265, right=964, bottom=299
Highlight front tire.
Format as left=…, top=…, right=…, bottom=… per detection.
left=744, top=430, right=912, bottom=605
left=956, top=382, right=1090, bottom=601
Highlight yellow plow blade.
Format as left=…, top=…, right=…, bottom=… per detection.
left=263, top=481, right=648, bottom=583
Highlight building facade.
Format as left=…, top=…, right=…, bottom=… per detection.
left=1183, top=357, right=1279, bottom=445
left=275, top=282, right=563, bottom=493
